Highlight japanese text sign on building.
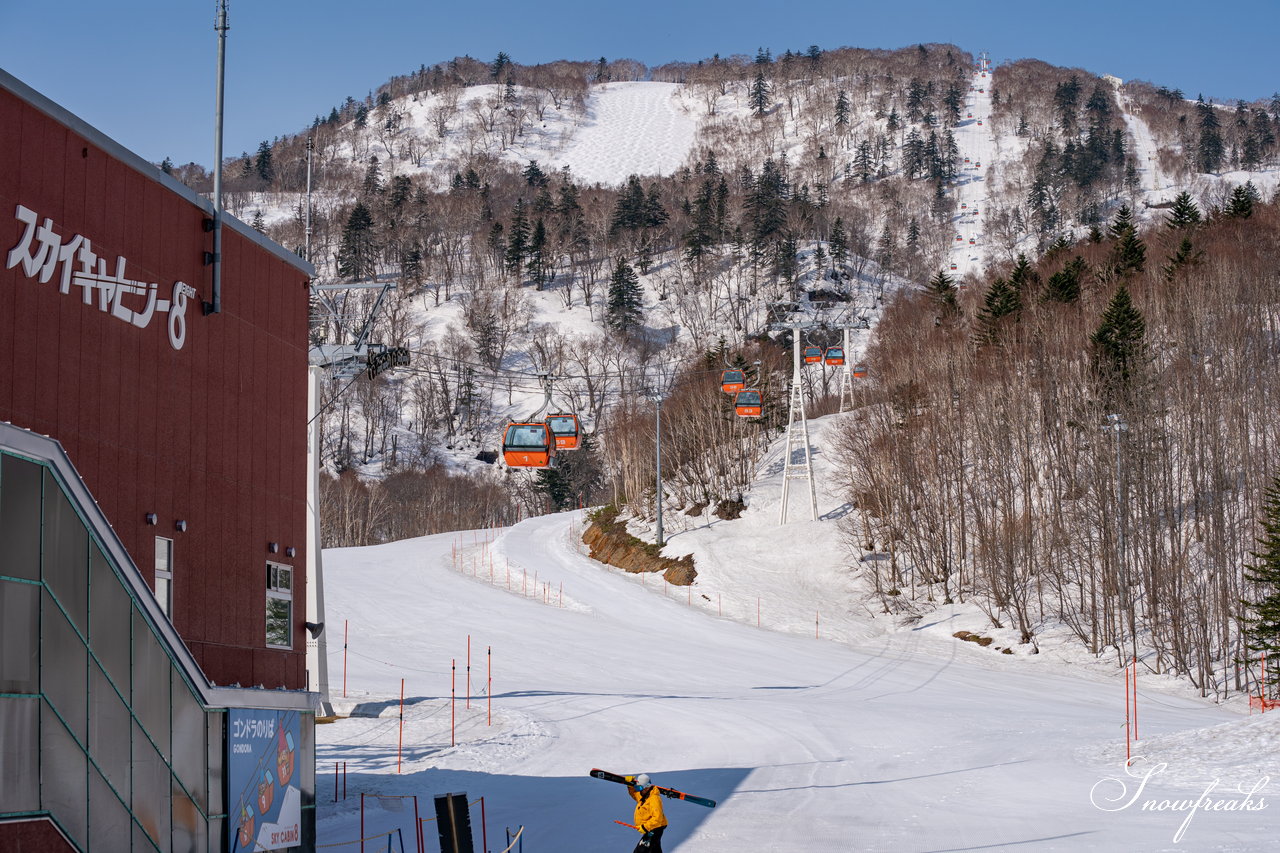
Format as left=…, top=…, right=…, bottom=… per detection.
left=6, top=204, right=194, bottom=350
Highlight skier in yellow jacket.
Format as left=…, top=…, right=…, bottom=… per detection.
left=627, top=774, right=668, bottom=852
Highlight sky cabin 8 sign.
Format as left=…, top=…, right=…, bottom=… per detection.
left=6, top=204, right=195, bottom=350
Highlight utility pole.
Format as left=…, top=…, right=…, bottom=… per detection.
left=206, top=0, right=228, bottom=316
left=653, top=394, right=664, bottom=547
left=305, top=136, right=314, bottom=263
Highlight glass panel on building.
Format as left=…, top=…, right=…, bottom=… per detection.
left=0, top=453, right=41, bottom=580
left=42, top=469, right=89, bottom=637
left=89, top=764, right=133, bottom=845
left=42, top=587, right=87, bottom=743
left=41, top=701, right=88, bottom=849
left=0, top=696, right=39, bottom=812
left=90, top=543, right=132, bottom=696
left=131, top=720, right=172, bottom=849
left=90, top=660, right=133, bottom=805
left=132, top=608, right=172, bottom=761
left=171, top=670, right=208, bottom=812
left=0, top=579, right=38, bottom=693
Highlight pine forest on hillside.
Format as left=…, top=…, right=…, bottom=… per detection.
left=165, top=43, right=1280, bottom=698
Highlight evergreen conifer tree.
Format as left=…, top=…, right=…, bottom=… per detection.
left=1111, top=229, right=1147, bottom=278
left=505, top=199, right=530, bottom=279
left=1165, top=191, right=1202, bottom=229
left=1108, top=204, right=1135, bottom=239
left=1008, top=254, right=1040, bottom=296
left=974, top=277, right=1020, bottom=347
left=1090, top=284, right=1147, bottom=402
left=853, top=141, right=873, bottom=182
left=491, top=52, right=512, bottom=80
left=835, top=90, right=850, bottom=127
left=1162, top=237, right=1203, bottom=282
left=362, top=157, right=383, bottom=195
left=1241, top=475, right=1280, bottom=663
left=927, top=268, right=960, bottom=317
left=527, top=219, right=551, bottom=290
left=1196, top=95, right=1224, bottom=173
left=1044, top=257, right=1086, bottom=303
left=523, top=160, right=548, bottom=187
left=337, top=201, right=377, bottom=281
left=750, top=70, right=771, bottom=117
left=606, top=259, right=643, bottom=334
left=1225, top=183, right=1258, bottom=219
left=828, top=217, right=848, bottom=273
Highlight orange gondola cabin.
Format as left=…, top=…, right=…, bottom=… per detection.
left=502, top=422, right=556, bottom=467
left=852, top=364, right=869, bottom=378
left=721, top=369, right=746, bottom=394
left=545, top=413, right=582, bottom=450
left=824, top=347, right=845, bottom=366
left=734, top=390, right=763, bottom=418
left=803, top=346, right=823, bottom=364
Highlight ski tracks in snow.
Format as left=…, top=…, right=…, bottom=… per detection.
left=549, top=83, right=697, bottom=186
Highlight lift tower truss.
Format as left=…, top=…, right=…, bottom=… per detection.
left=779, top=325, right=818, bottom=524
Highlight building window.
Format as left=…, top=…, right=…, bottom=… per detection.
left=155, top=537, right=173, bottom=618
left=265, top=562, right=292, bottom=649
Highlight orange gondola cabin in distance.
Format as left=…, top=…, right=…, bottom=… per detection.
left=721, top=369, right=746, bottom=393
left=824, top=347, right=845, bottom=366
left=546, top=413, right=581, bottom=450
left=734, top=390, right=763, bottom=418
left=852, top=364, right=869, bottom=378
left=803, top=346, right=823, bottom=364
left=502, top=422, right=556, bottom=467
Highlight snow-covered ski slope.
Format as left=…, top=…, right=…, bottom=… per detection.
left=318, top=414, right=1278, bottom=852
left=545, top=82, right=697, bottom=185
left=949, top=68, right=997, bottom=277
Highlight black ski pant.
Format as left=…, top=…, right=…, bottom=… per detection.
left=632, top=826, right=665, bottom=853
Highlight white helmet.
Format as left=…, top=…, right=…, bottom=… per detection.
left=634, top=773, right=652, bottom=789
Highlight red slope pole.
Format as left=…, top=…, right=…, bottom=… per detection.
left=451, top=659, right=456, bottom=747
left=487, top=646, right=492, bottom=726
left=344, top=619, right=349, bottom=698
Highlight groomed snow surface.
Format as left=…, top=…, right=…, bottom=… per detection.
left=317, top=414, right=1278, bottom=852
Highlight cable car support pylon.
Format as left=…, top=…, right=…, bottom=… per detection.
left=779, top=326, right=818, bottom=525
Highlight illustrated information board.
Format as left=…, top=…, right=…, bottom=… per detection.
left=227, top=709, right=301, bottom=851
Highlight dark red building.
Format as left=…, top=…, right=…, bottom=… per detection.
left=0, top=69, right=317, bottom=851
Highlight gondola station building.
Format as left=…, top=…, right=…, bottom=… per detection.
left=0, top=69, right=319, bottom=851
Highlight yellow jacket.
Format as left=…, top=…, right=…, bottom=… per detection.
left=630, top=785, right=668, bottom=833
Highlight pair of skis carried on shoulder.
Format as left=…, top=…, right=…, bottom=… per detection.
left=589, top=768, right=717, bottom=808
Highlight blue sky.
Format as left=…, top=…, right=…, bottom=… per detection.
left=2, top=1, right=1275, bottom=168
